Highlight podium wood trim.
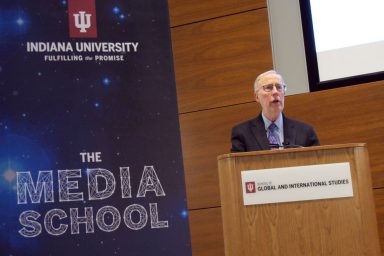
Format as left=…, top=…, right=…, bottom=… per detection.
left=218, top=143, right=381, bottom=256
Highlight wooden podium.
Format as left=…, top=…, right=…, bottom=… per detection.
left=217, top=144, right=381, bottom=256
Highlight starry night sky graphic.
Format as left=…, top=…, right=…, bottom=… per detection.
left=0, top=0, right=191, bottom=255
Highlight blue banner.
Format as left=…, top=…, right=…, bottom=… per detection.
left=0, top=0, right=191, bottom=255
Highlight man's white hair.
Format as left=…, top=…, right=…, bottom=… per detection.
left=253, top=70, right=285, bottom=93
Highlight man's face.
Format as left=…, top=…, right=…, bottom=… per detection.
left=255, top=74, right=285, bottom=118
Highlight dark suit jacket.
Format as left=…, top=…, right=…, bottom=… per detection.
left=231, top=113, right=320, bottom=152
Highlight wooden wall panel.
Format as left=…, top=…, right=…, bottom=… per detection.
left=180, top=81, right=384, bottom=210
left=374, top=188, right=384, bottom=254
left=168, top=0, right=265, bottom=27
left=189, top=207, right=224, bottom=256
left=172, top=9, right=272, bottom=113
left=180, top=103, right=261, bottom=209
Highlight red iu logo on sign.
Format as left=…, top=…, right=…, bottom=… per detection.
left=245, top=182, right=256, bottom=194
left=68, top=0, right=97, bottom=38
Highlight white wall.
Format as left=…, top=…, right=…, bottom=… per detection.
left=267, top=0, right=309, bottom=95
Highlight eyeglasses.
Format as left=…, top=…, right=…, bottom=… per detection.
left=261, top=83, right=287, bottom=92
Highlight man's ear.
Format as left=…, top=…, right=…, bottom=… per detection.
left=254, top=92, right=260, bottom=103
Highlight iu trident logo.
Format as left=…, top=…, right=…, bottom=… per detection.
left=73, top=11, right=92, bottom=33
left=245, top=182, right=256, bottom=194
left=68, top=0, right=97, bottom=38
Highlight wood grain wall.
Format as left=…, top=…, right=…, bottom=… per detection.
left=168, top=1, right=384, bottom=255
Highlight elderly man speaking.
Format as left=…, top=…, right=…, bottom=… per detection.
left=231, top=70, right=320, bottom=152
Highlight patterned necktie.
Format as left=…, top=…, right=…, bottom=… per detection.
left=268, top=122, right=281, bottom=146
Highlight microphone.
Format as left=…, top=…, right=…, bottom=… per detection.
left=269, top=143, right=280, bottom=149
left=282, top=140, right=303, bottom=149
left=268, top=141, right=304, bottom=150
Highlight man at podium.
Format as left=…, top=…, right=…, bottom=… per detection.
left=231, top=70, right=320, bottom=152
